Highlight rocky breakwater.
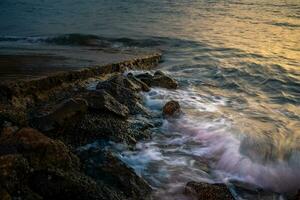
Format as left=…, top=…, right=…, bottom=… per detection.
left=0, top=53, right=180, bottom=200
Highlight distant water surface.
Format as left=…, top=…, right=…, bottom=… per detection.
left=0, top=0, right=299, bottom=199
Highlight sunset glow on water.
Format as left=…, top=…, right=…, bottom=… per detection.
left=0, top=0, right=299, bottom=199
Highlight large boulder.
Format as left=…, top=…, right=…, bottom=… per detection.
left=0, top=128, right=131, bottom=200
left=184, top=181, right=233, bottom=200
left=0, top=127, right=80, bottom=171
left=134, top=72, right=153, bottom=86
left=28, top=169, right=122, bottom=200
left=77, top=145, right=152, bottom=200
left=63, top=112, right=153, bottom=146
left=127, top=73, right=150, bottom=92
left=83, top=90, right=129, bottom=118
left=30, top=98, right=88, bottom=133
left=96, top=75, right=149, bottom=115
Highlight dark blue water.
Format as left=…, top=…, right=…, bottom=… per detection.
left=1, top=0, right=300, bottom=199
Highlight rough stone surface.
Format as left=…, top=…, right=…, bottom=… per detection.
left=152, top=71, right=178, bottom=89
left=77, top=145, right=152, bottom=200
left=134, top=73, right=153, bottom=86
left=63, top=112, right=153, bottom=147
left=0, top=128, right=80, bottom=171
left=134, top=71, right=178, bottom=89
left=0, top=128, right=134, bottom=200
left=0, top=154, right=30, bottom=191
left=28, top=169, right=122, bottom=200
left=184, top=181, right=233, bottom=200
left=127, top=74, right=151, bottom=92
left=84, top=90, right=129, bottom=118
left=30, top=98, right=88, bottom=133
left=162, top=100, right=181, bottom=117
left=96, top=75, right=150, bottom=115
left=0, top=54, right=164, bottom=200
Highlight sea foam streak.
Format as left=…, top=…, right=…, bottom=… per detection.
left=117, top=86, right=300, bottom=199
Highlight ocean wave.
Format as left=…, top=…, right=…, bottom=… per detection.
left=269, top=22, right=300, bottom=28
left=0, top=33, right=208, bottom=49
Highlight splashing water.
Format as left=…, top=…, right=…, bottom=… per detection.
left=115, top=86, right=300, bottom=199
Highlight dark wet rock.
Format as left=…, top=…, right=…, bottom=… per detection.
left=0, top=122, right=19, bottom=137
left=0, top=127, right=80, bottom=171
left=0, top=187, right=11, bottom=200
left=97, top=74, right=141, bottom=93
left=63, top=112, right=153, bottom=147
left=28, top=169, right=122, bottom=200
left=77, top=146, right=152, bottom=200
left=0, top=154, right=30, bottom=191
left=96, top=75, right=149, bottom=115
left=128, top=75, right=151, bottom=92
left=30, top=98, right=88, bottom=132
left=84, top=90, right=129, bottom=118
left=229, top=180, right=281, bottom=200
left=0, top=128, right=130, bottom=200
left=154, top=70, right=165, bottom=76
left=152, top=71, right=178, bottom=89
left=184, top=181, right=233, bottom=200
left=163, top=100, right=181, bottom=117
left=0, top=154, right=43, bottom=200
left=135, top=71, right=178, bottom=89
left=294, top=191, right=300, bottom=200
left=135, top=73, right=153, bottom=86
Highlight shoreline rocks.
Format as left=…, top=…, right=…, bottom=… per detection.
left=0, top=56, right=187, bottom=200
left=134, top=70, right=178, bottom=89
left=0, top=67, right=178, bottom=199
left=184, top=181, right=233, bottom=200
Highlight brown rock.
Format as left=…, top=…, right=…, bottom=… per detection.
left=30, top=98, right=88, bottom=132
left=84, top=90, right=129, bottom=118
left=28, top=169, right=122, bottom=200
left=128, top=76, right=151, bottom=92
left=184, top=181, right=233, bottom=200
left=0, top=154, right=30, bottom=190
left=135, top=71, right=178, bottom=89
left=163, top=100, right=181, bottom=117
left=152, top=71, right=178, bottom=89
left=1, top=126, right=18, bottom=138
left=77, top=146, right=152, bottom=200
left=96, top=75, right=149, bottom=115
left=134, top=73, right=153, bottom=86
left=0, top=187, right=11, bottom=200
left=0, top=127, right=80, bottom=171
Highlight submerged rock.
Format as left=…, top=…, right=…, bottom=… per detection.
left=162, top=100, right=181, bottom=117
left=184, top=181, right=233, bottom=200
